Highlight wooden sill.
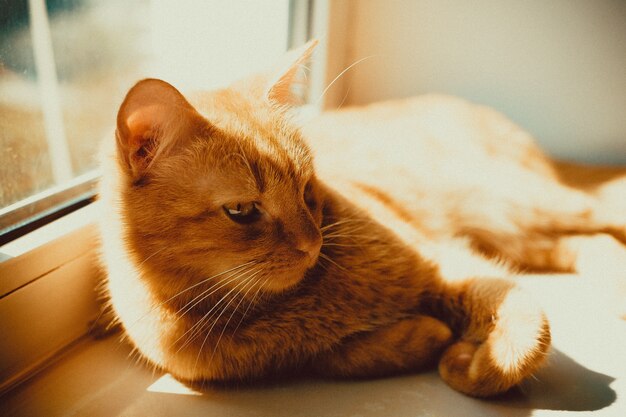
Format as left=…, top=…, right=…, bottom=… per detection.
left=0, top=204, right=102, bottom=394
left=1, top=274, right=625, bottom=417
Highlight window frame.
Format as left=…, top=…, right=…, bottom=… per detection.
left=0, top=171, right=98, bottom=246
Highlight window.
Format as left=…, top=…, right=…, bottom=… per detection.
left=0, top=0, right=301, bottom=244
left=0, top=0, right=152, bottom=243
left=0, top=0, right=317, bottom=394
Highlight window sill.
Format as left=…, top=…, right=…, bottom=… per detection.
left=1, top=273, right=625, bottom=416
left=1, top=202, right=100, bottom=296
left=0, top=203, right=101, bottom=393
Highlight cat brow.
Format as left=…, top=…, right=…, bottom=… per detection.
left=227, top=148, right=265, bottom=193
left=249, top=160, right=265, bottom=193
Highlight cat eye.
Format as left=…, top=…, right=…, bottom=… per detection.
left=224, top=202, right=262, bottom=224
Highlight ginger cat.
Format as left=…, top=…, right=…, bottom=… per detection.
left=99, top=41, right=626, bottom=397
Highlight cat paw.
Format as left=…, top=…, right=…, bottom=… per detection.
left=438, top=289, right=551, bottom=397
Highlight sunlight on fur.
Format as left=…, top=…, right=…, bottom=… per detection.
left=98, top=40, right=626, bottom=398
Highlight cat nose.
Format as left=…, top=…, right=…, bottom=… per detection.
left=296, top=234, right=322, bottom=260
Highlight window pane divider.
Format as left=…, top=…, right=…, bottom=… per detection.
left=28, top=0, right=73, bottom=183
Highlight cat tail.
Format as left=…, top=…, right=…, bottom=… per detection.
left=427, top=277, right=551, bottom=397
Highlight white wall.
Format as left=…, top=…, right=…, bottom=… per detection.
left=149, top=0, right=289, bottom=91
left=331, top=0, right=626, bottom=164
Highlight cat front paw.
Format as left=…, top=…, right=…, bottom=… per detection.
left=438, top=289, right=551, bottom=397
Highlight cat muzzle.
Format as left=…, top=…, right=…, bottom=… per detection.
left=296, top=236, right=322, bottom=268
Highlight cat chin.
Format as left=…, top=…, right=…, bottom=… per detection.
left=261, top=267, right=309, bottom=293
left=257, top=250, right=319, bottom=293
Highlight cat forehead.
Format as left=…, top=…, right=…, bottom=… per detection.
left=172, top=142, right=310, bottom=206
left=189, top=89, right=314, bottom=189
left=222, top=132, right=313, bottom=194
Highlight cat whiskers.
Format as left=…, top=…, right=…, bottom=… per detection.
left=159, top=260, right=258, bottom=310
left=321, top=242, right=369, bottom=248
left=320, top=217, right=373, bottom=232
left=322, top=220, right=375, bottom=240
left=170, top=262, right=260, bottom=327
left=173, top=265, right=262, bottom=352
left=230, top=276, right=269, bottom=337
left=318, top=252, right=352, bottom=276
left=201, top=275, right=270, bottom=378
left=119, top=261, right=258, bottom=334
left=336, top=85, right=352, bottom=110
left=319, top=218, right=386, bottom=273
left=181, top=268, right=261, bottom=347
left=314, top=55, right=378, bottom=106
left=322, top=220, right=377, bottom=257
left=191, top=270, right=264, bottom=374
left=136, top=246, right=169, bottom=269
left=206, top=272, right=267, bottom=365
left=323, top=228, right=372, bottom=238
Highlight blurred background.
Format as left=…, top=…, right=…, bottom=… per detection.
left=0, top=0, right=625, bottom=232
left=322, top=0, right=626, bottom=165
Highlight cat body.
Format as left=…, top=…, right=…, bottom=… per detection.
left=305, top=95, right=618, bottom=270
left=99, top=42, right=625, bottom=397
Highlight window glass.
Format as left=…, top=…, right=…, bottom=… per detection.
left=49, top=0, right=151, bottom=178
left=0, top=0, right=150, bottom=209
left=0, top=0, right=291, bottom=238
left=1, top=0, right=52, bottom=207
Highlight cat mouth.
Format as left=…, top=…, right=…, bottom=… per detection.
left=300, top=250, right=320, bottom=269
left=261, top=255, right=318, bottom=292
left=263, top=270, right=305, bottom=292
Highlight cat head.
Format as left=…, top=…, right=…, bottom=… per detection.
left=113, top=41, right=323, bottom=293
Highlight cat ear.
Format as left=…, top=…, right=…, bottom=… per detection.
left=265, top=39, right=318, bottom=106
left=116, top=78, right=206, bottom=178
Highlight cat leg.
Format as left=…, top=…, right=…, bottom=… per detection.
left=426, top=275, right=550, bottom=397
left=461, top=177, right=626, bottom=271
left=415, top=239, right=550, bottom=396
left=525, top=177, right=626, bottom=271
left=315, top=315, right=453, bottom=378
